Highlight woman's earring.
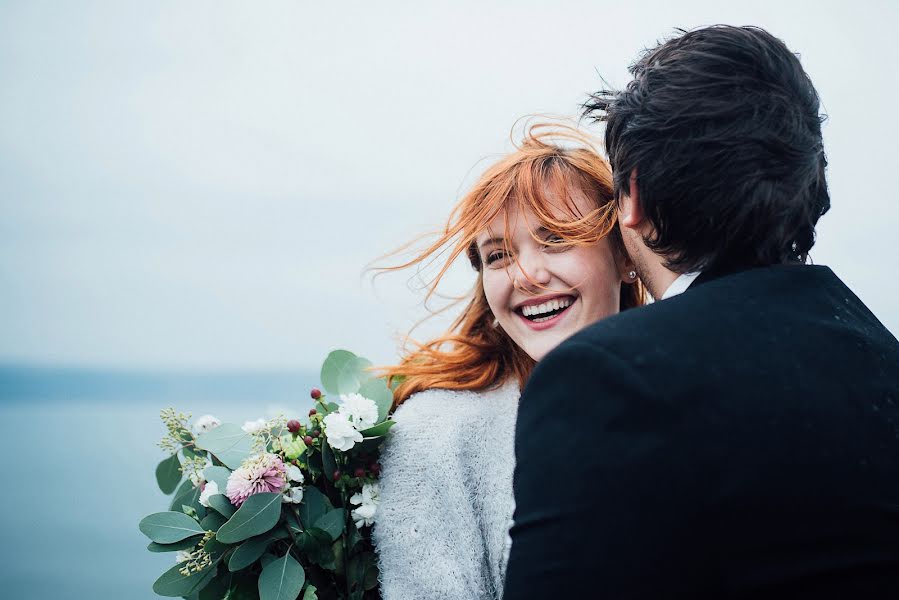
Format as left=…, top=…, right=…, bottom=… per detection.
left=627, top=270, right=637, bottom=281
left=492, top=317, right=500, bottom=329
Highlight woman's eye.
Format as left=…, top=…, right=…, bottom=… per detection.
left=543, top=234, right=568, bottom=250
left=485, top=250, right=509, bottom=266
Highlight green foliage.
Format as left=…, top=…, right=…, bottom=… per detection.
left=358, top=378, right=393, bottom=423
left=147, top=536, right=202, bottom=553
left=302, top=584, right=318, bottom=600
left=200, top=511, right=227, bottom=532
left=228, top=534, right=276, bottom=572
left=170, top=483, right=206, bottom=520
left=139, top=512, right=205, bottom=544
left=258, top=553, right=305, bottom=600
left=152, top=560, right=219, bottom=597
left=321, top=441, right=337, bottom=482
left=347, top=551, right=379, bottom=593
left=314, top=508, right=346, bottom=542
left=298, top=487, right=331, bottom=529
left=320, top=350, right=373, bottom=395
left=196, top=424, right=254, bottom=470
left=280, top=435, right=307, bottom=461
left=208, top=494, right=236, bottom=518
left=203, top=466, right=232, bottom=491
left=298, top=528, right=335, bottom=569
left=359, top=420, right=395, bottom=438
left=156, top=454, right=182, bottom=495
left=216, top=493, right=282, bottom=544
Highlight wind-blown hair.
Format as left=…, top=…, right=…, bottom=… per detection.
left=380, top=122, right=645, bottom=407
left=584, top=25, right=830, bottom=273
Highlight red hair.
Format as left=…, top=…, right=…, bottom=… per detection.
left=380, top=122, right=645, bottom=407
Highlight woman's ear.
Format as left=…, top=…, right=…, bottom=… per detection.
left=615, top=252, right=638, bottom=283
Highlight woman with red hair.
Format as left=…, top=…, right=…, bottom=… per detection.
left=373, top=122, right=643, bottom=600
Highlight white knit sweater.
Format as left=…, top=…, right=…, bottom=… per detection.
left=373, top=382, right=520, bottom=600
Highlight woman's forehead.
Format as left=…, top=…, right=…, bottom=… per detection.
left=476, top=184, right=594, bottom=242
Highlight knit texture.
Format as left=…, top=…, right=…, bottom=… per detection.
left=373, top=382, right=519, bottom=600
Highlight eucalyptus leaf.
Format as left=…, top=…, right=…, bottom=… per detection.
left=196, top=424, right=253, bottom=470
left=313, top=508, right=345, bottom=542
left=203, top=466, right=232, bottom=491
left=298, top=487, right=330, bottom=529
left=229, top=534, right=276, bottom=572
left=216, top=493, right=282, bottom=544
left=321, top=441, right=337, bottom=482
left=359, top=420, right=395, bottom=438
left=200, top=511, right=227, bottom=532
left=147, top=536, right=202, bottom=553
left=357, top=378, right=393, bottom=423
left=225, top=572, right=262, bottom=600
left=170, top=483, right=206, bottom=520
left=258, top=554, right=305, bottom=600
left=300, top=528, right=335, bottom=569
left=140, top=511, right=205, bottom=544
left=156, top=454, right=182, bottom=495
left=208, top=494, right=236, bottom=518
left=152, top=560, right=219, bottom=597
left=302, top=584, right=318, bottom=600
left=259, top=553, right=277, bottom=569
left=171, top=479, right=193, bottom=504
left=197, top=573, right=229, bottom=600
left=320, top=350, right=373, bottom=395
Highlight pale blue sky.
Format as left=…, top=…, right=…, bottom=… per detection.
left=1, top=0, right=897, bottom=370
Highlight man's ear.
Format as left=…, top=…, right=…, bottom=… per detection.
left=617, top=170, right=644, bottom=230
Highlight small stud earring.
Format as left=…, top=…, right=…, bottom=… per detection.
left=492, top=317, right=500, bottom=328
left=627, top=270, right=637, bottom=280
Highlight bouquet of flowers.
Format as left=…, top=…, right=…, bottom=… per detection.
left=139, top=350, right=395, bottom=600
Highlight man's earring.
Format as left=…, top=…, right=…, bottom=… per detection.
left=627, top=270, right=637, bottom=281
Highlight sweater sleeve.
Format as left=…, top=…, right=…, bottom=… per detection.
left=373, top=390, right=496, bottom=600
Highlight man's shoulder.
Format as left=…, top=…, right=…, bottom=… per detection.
left=568, top=264, right=854, bottom=350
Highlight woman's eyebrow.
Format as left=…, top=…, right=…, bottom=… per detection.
left=477, top=237, right=504, bottom=251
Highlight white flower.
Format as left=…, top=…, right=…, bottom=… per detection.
left=199, top=480, right=219, bottom=507
left=349, top=482, right=379, bottom=528
left=338, top=393, right=379, bottom=431
left=282, top=486, right=304, bottom=504
left=241, top=418, right=267, bottom=434
left=193, top=414, right=221, bottom=434
left=285, top=464, right=305, bottom=483
left=323, top=413, right=363, bottom=452
left=175, top=550, right=191, bottom=563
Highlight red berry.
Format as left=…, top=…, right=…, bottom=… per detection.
left=311, top=388, right=322, bottom=400
left=308, top=408, right=317, bottom=416
left=332, top=470, right=341, bottom=481
left=354, top=467, right=365, bottom=478
left=312, top=430, right=320, bottom=438
left=304, top=436, right=314, bottom=446
left=287, top=419, right=301, bottom=433
left=370, top=463, right=381, bottom=475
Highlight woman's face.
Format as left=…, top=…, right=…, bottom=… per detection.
left=475, top=186, right=625, bottom=362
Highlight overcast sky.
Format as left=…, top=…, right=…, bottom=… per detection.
left=1, top=0, right=897, bottom=370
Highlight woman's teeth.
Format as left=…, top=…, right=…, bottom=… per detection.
left=520, top=297, right=573, bottom=321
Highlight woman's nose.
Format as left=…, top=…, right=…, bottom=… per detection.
left=511, top=250, right=552, bottom=291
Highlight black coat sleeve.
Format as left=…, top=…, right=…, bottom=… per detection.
left=503, top=340, right=715, bottom=599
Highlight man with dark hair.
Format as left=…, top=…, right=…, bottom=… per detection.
left=504, top=25, right=899, bottom=599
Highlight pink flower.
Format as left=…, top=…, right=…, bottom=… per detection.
left=225, top=453, right=287, bottom=507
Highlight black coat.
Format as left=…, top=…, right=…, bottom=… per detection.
left=504, top=265, right=899, bottom=599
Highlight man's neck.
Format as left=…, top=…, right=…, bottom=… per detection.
left=640, top=261, right=680, bottom=301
